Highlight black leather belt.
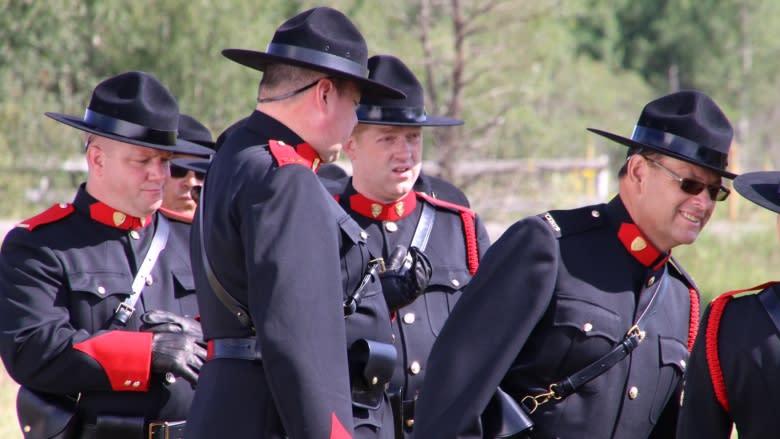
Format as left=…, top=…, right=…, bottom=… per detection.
left=78, top=419, right=185, bottom=439
left=207, top=338, right=262, bottom=361
left=149, top=420, right=186, bottom=439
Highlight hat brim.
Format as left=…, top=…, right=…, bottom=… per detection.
left=734, top=171, right=780, bottom=214
left=172, top=157, right=211, bottom=174
left=359, top=115, right=464, bottom=127
left=587, top=127, right=737, bottom=179
left=46, top=112, right=214, bottom=156
left=222, top=49, right=405, bottom=99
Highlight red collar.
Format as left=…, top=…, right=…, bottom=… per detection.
left=348, top=191, right=417, bottom=221
left=89, top=201, right=152, bottom=230
left=617, top=223, right=670, bottom=269
left=159, top=207, right=193, bottom=224
left=268, top=140, right=322, bottom=172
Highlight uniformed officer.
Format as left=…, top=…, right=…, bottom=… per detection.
left=677, top=170, right=780, bottom=439
left=326, top=54, right=491, bottom=438
left=0, top=71, right=213, bottom=439
left=160, top=114, right=214, bottom=223
left=414, top=90, right=737, bottom=438
left=184, top=7, right=405, bottom=439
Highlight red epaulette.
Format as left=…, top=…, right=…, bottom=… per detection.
left=416, top=192, right=480, bottom=275
left=268, top=140, right=321, bottom=171
left=705, top=281, right=778, bottom=413
left=17, top=203, right=75, bottom=231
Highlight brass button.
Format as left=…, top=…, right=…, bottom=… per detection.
left=132, top=381, right=141, bottom=388
left=23, top=425, right=31, bottom=433
left=129, top=230, right=140, bottom=240
left=451, top=279, right=461, bottom=287
left=403, top=313, right=416, bottom=324
left=680, top=359, right=686, bottom=369
left=165, top=372, right=176, bottom=384
left=145, top=275, right=153, bottom=286
left=583, top=322, right=593, bottom=332
left=97, top=286, right=106, bottom=295
left=591, top=210, right=600, bottom=218
left=360, top=230, right=368, bottom=240
left=409, top=361, right=421, bottom=375
left=124, top=379, right=132, bottom=387
left=405, top=419, right=415, bottom=428
left=371, top=376, right=379, bottom=385
left=628, top=386, right=639, bottom=400
left=385, top=221, right=398, bottom=232
left=647, top=276, right=655, bottom=287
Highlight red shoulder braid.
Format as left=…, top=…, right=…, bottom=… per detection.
left=705, top=281, right=778, bottom=413
left=17, top=203, right=75, bottom=231
left=416, top=192, right=480, bottom=275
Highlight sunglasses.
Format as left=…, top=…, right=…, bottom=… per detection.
left=644, top=156, right=730, bottom=202
left=170, top=164, right=205, bottom=180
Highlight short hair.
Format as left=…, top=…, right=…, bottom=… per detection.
left=257, top=64, right=349, bottom=101
left=618, top=148, right=662, bottom=177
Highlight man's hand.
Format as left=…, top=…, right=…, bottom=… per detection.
left=380, top=245, right=432, bottom=312
left=140, top=310, right=203, bottom=340
left=150, top=332, right=206, bottom=387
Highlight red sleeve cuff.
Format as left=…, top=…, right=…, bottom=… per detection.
left=73, top=331, right=153, bottom=391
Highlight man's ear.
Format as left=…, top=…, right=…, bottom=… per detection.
left=315, top=78, right=337, bottom=109
left=626, top=155, right=647, bottom=184
left=85, top=143, right=104, bottom=173
left=342, top=135, right=359, bottom=161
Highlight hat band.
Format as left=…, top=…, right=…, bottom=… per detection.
left=266, top=43, right=368, bottom=78
left=357, top=104, right=427, bottom=124
left=631, top=125, right=728, bottom=170
left=84, top=109, right=177, bottom=146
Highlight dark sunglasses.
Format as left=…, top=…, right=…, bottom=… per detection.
left=644, top=156, right=730, bottom=201
left=170, top=164, right=205, bottom=180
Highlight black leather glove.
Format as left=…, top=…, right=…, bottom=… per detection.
left=140, top=310, right=204, bottom=342
left=151, top=332, right=206, bottom=387
left=380, top=245, right=432, bottom=312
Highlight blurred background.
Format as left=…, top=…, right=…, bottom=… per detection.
left=0, top=0, right=775, bottom=436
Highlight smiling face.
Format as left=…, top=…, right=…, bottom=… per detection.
left=85, top=136, right=172, bottom=218
left=625, top=153, right=723, bottom=251
left=345, top=124, right=423, bottom=203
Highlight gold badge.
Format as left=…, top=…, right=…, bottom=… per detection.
left=394, top=201, right=405, bottom=217
left=112, top=212, right=126, bottom=226
left=631, top=236, right=647, bottom=252
left=370, top=203, right=382, bottom=218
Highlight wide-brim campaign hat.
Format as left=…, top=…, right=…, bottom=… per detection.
left=178, top=114, right=216, bottom=152
left=733, top=171, right=780, bottom=214
left=222, top=7, right=404, bottom=99
left=171, top=156, right=210, bottom=175
left=356, top=55, right=463, bottom=127
left=46, top=71, right=213, bottom=156
left=588, top=90, right=736, bottom=179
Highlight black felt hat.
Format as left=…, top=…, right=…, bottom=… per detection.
left=178, top=114, right=215, bottom=151
left=222, top=7, right=404, bottom=99
left=588, top=90, right=736, bottom=179
left=356, top=55, right=463, bottom=126
left=734, top=171, right=780, bottom=214
left=46, top=71, right=213, bottom=156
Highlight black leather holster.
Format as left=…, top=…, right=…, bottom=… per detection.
left=348, top=339, right=397, bottom=409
